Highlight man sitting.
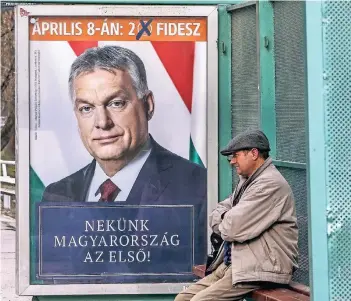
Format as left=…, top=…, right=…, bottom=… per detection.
left=175, top=129, right=299, bottom=301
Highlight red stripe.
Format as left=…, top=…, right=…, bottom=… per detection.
left=151, top=41, right=195, bottom=113
left=68, top=41, right=99, bottom=56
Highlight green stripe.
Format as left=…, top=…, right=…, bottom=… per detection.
left=189, top=138, right=204, bottom=168
left=30, top=166, right=45, bottom=284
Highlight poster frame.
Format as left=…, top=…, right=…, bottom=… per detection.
left=15, top=4, right=218, bottom=296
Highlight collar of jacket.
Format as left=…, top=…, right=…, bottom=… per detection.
left=232, top=157, right=273, bottom=206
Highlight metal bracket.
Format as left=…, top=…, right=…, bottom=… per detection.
left=264, top=36, right=269, bottom=49
left=221, top=41, right=227, bottom=54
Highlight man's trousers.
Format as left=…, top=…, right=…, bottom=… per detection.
left=174, top=262, right=262, bottom=301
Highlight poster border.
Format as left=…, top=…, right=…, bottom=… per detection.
left=38, top=204, right=194, bottom=277
left=16, top=4, right=218, bottom=296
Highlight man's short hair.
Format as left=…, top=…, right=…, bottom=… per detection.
left=259, top=150, right=269, bottom=160
left=68, top=45, right=148, bottom=100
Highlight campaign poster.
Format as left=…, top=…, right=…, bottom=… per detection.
left=16, top=5, right=218, bottom=295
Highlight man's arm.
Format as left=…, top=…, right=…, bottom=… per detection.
left=219, top=180, right=292, bottom=243
left=208, top=196, right=233, bottom=235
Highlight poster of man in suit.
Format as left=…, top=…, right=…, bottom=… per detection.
left=28, top=14, right=209, bottom=286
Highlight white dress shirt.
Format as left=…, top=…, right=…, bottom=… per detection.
left=86, top=138, right=152, bottom=202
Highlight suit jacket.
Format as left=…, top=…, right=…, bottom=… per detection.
left=41, top=137, right=207, bottom=265
left=42, top=137, right=206, bottom=205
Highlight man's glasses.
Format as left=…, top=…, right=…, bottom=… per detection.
left=226, top=154, right=234, bottom=162
left=226, top=148, right=255, bottom=162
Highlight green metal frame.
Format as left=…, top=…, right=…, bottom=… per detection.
left=258, top=0, right=276, bottom=159
left=272, top=160, right=306, bottom=170
left=305, top=1, right=330, bottom=300
left=218, top=4, right=233, bottom=200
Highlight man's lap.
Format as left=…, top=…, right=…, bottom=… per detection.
left=174, top=263, right=261, bottom=301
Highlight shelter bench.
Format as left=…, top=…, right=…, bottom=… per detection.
left=192, top=265, right=310, bottom=301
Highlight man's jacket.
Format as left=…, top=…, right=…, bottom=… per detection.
left=209, top=158, right=298, bottom=285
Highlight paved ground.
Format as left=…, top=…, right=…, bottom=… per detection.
left=1, top=214, right=32, bottom=301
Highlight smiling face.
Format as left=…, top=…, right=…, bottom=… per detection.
left=73, top=68, right=154, bottom=164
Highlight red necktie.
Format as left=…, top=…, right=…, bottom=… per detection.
left=98, top=179, right=119, bottom=202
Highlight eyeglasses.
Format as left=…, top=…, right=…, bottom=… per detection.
left=226, top=154, right=234, bottom=162
left=226, top=148, right=256, bottom=162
